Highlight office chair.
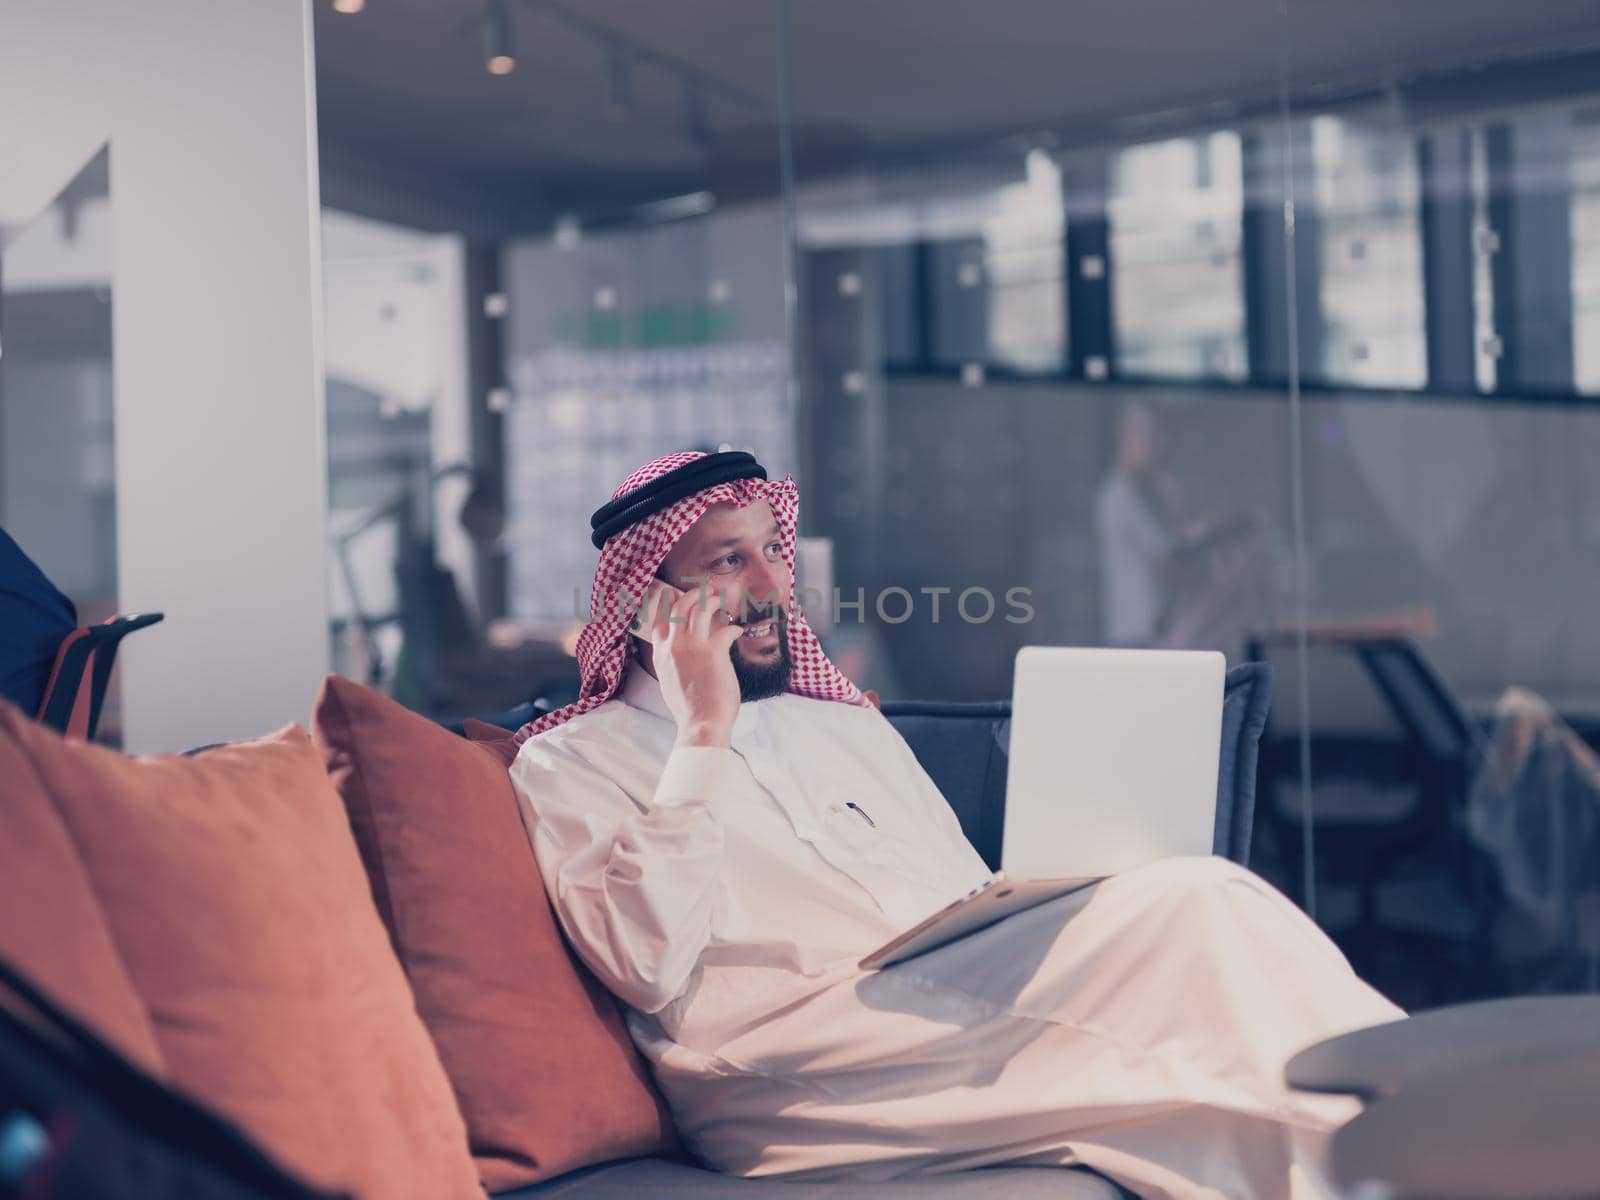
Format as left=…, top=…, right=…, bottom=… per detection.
left=390, top=542, right=578, bottom=720
left=37, top=613, right=165, bottom=741
left=1247, top=632, right=1497, bottom=1005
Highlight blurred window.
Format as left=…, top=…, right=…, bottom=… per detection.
left=983, top=150, right=1067, bottom=373
left=321, top=210, right=472, bottom=705
left=1311, top=115, right=1428, bottom=389
left=1109, top=131, right=1247, bottom=381
left=1470, top=126, right=1499, bottom=394
left=807, top=153, right=1065, bottom=378
left=1572, top=105, right=1600, bottom=393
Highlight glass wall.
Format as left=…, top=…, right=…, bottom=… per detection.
left=0, top=148, right=119, bottom=741
left=314, top=0, right=1600, bottom=1007
left=777, top=1, right=1600, bottom=1008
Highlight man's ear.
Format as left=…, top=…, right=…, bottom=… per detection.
left=864, top=689, right=881, bottom=710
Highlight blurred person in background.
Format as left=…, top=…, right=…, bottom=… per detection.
left=1096, top=404, right=1270, bottom=657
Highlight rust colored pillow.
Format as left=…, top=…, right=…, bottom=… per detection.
left=0, top=705, right=481, bottom=1200
left=0, top=706, right=164, bottom=1073
left=460, top=717, right=518, bottom=767
left=313, top=676, right=678, bottom=1191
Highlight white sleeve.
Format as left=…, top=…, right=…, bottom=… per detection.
left=511, top=739, right=738, bottom=1014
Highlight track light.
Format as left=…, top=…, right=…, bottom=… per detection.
left=606, top=50, right=634, bottom=118
left=484, top=0, right=515, bottom=76
left=332, top=0, right=365, bottom=11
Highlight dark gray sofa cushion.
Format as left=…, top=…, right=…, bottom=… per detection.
left=494, top=1157, right=1126, bottom=1199
left=881, top=662, right=1273, bottom=868
left=1212, top=662, right=1272, bottom=865
left=449, top=666, right=1274, bottom=869
left=470, top=665, right=1270, bottom=1199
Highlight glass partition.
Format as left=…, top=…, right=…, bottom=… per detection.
left=0, top=148, right=119, bottom=741
left=1268, top=5, right=1600, bottom=1006
left=312, top=0, right=1600, bottom=1004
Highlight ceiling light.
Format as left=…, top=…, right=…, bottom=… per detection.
left=632, top=190, right=714, bottom=224
left=332, top=0, right=365, bottom=12
left=553, top=215, right=582, bottom=249
left=484, top=0, right=515, bottom=75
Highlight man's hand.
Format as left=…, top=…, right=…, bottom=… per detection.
left=632, top=580, right=743, bottom=748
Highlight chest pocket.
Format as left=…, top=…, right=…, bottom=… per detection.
left=821, top=797, right=885, bottom=848
left=817, top=788, right=930, bottom=875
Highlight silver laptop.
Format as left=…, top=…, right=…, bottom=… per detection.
left=860, top=647, right=1225, bottom=970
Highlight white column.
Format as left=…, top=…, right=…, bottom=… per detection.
left=0, top=0, right=327, bottom=751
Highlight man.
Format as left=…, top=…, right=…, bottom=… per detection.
left=511, top=449, right=1402, bottom=1200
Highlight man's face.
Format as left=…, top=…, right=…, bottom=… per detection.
left=657, top=499, right=792, bottom=701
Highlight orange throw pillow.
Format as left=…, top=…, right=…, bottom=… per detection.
left=0, top=705, right=481, bottom=1200
left=0, top=705, right=164, bottom=1074
left=313, top=676, right=678, bottom=1191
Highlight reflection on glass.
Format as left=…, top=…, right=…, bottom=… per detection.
left=1094, top=401, right=1273, bottom=658
left=0, top=147, right=120, bottom=742
left=320, top=210, right=575, bottom=719
left=796, top=155, right=1066, bottom=377
left=1311, top=113, right=1428, bottom=388
left=1110, top=131, right=1247, bottom=380
left=309, top=0, right=1600, bottom=1010
left=983, top=150, right=1066, bottom=373
left=1572, top=105, right=1600, bottom=392
left=1471, top=125, right=1500, bottom=394
left=503, top=205, right=794, bottom=637
left=323, top=211, right=450, bottom=695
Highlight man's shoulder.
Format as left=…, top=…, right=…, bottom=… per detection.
left=513, top=698, right=642, bottom=772
left=775, top=692, right=895, bottom=737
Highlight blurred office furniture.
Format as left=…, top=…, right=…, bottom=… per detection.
left=332, top=462, right=472, bottom=688
left=390, top=537, right=576, bottom=718
left=1331, top=1054, right=1600, bottom=1200
left=36, top=613, right=165, bottom=741
left=1246, top=630, right=1495, bottom=1006
left=1286, top=993, right=1600, bottom=1100
left=1285, top=995, right=1600, bottom=1199
left=1465, top=687, right=1600, bottom=994
left=334, top=462, right=577, bottom=719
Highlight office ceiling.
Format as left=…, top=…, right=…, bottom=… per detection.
left=313, top=0, right=1600, bottom=232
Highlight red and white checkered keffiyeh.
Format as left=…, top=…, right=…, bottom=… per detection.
left=514, top=450, right=870, bottom=743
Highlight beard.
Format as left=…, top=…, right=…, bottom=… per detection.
left=730, top=607, right=792, bottom=701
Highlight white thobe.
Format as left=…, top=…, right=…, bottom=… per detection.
left=511, top=665, right=1403, bottom=1200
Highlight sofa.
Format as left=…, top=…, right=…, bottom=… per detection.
left=478, top=663, right=1274, bottom=1200
left=0, top=663, right=1271, bottom=1200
